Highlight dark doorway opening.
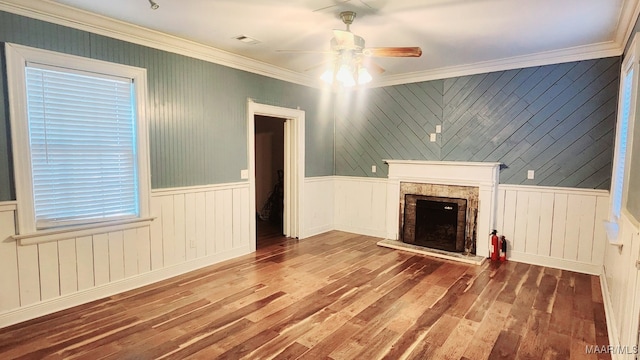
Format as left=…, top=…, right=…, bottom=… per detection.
left=254, top=115, right=285, bottom=246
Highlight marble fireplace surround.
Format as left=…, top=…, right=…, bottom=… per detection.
left=384, top=160, right=501, bottom=259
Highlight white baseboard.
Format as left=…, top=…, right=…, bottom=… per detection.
left=600, top=269, right=622, bottom=360
left=303, top=224, right=334, bottom=239
left=0, top=245, right=251, bottom=328
left=508, top=250, right=602, bottom=275
left=333, top=225, right=386, bottom=239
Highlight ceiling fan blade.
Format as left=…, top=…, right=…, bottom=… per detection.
left=363, top=60, right=385, bottom=74
left=312, top=0, right=352, bottom=12
left=363, top=47, right=422, bottom=57
left=276, top=49, right=335, bottom=54
left=332, top=29, right=355, bottom=47
left=305, top=59, right=334, bottom=72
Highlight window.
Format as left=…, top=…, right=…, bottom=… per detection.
left=6, top=43, right=150, bottom=237
left=607, top=36, right=639, bottom=244
left=611, top=67, right=634, bottom=219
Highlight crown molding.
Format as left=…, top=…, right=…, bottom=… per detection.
left=368, top=40, right=623, bottom=88
left=0, top=0, right=317, bottom=87
left=0, top=0, right=633, bottom=90
left=617, top=0, right=640, bottom=51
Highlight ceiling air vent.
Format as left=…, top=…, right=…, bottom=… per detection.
left=234, top=35, right=260, bottom=45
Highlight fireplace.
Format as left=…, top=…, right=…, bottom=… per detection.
left=403, top=195, right=467, bottom=252
left=383, top=160, right=500, bottom=260
left=400, top=182, right=479, bottom=254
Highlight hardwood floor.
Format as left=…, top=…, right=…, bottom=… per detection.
left=0, top=231, right=610, bottom=360
left=256, top=219, right=285, bottom=247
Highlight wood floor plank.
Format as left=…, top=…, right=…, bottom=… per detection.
left=496, top=262, right=530, bottom=304
left=273, top=342, right=310, bottom=360
left=462, top=301, right=512, bottom=360
left=0, top=231, right=611, bottom=360
left=532, top=273, right=558, bottom=313
left=465, top=262, right=514, bottom=322
left=489, top=330, right=522, bottom=360
left=352, top=327, right=399, bottom=359
left=543, top=331, right=571, bottom=359
left=515, top=309, right=551, bottom=360
left=549, top=275, right=574, bottom=334
left=505, top=265, right=542, bottom=336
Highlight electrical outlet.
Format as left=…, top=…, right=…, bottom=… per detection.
left=430, top=133, right=437, bottom=142
left=190, top=239, right=196, bottom=248
left=435, top=125, right=442, bottom=133
left=527, top=170, right=534, bottom=179
left=240, top=169, right=249, bottom=179
left=372, top=165, right=377, bottom=173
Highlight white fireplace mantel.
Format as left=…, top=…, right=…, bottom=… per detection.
left=384, top=160, right=501, bottom=258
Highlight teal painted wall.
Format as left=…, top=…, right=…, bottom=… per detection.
left=0, top=11, right=334, bottom=201
left=335, top=57, right=620, bottom=189
left=0, top=10, right=625, bottom=200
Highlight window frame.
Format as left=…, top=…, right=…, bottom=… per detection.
left=5, top=43, right=151, bottom=238
left=607, top=35, right=640, bottom=245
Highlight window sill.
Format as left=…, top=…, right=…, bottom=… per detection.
left=604, top=220, right=623, bottom=247
left=12, top=216, right=156, bottom=246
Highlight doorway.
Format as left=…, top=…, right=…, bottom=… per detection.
left=255, top=116, right=285, bottom=244
left=247, top=100, right=305, bottom=252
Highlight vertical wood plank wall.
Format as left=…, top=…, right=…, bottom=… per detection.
left=303, top=177, right=335, bottom=238
left=0, top=10, right=334, bottom=202
left=333, top=176, right=609, bottom=274
left=495, top=185, right=608, bottom=274
left=333, top=177, right=388, bottom=238
left=0, top=183, right=252, bottom=327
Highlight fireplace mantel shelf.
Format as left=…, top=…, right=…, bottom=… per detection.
left=383, top=160, right=502, bottom=168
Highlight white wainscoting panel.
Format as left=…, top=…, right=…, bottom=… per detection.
left=334, top=176, right=387, bottom=238
left=303, top=177, right=334, bottom=238
left=150, top=183, right=252, bottom=263
left=0, top=204, right=19, bottom=311
left=496, top=185, right=609, bottom=274
left=0, top=182, right=252, bottom=328
left=602, top=212, right=640, bottom=357
left=326, top=178, right=610, bottom=275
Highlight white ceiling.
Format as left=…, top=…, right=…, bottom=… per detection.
left=6, top=0, right=640, bottom=86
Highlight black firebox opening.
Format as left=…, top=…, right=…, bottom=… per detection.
left=414, top=200, right=459, bottom=252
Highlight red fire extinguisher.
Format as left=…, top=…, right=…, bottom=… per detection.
left=490, top=230, right=499, bottom=261
left=500, top=235, right=507, bottom=262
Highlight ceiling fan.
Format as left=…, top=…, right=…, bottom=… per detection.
left=330, top=11, right=422, bottom=60
left=281, top=11, right=422, bottom=86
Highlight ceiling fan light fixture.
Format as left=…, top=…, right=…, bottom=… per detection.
left=148, top=0, right=159, bottom=10
left=358, top=67, right=372, bottom=85
left=320, top=69, right=334, bottom=84
left=336, top=65, right=356, bottom=87
left=321, top=62, right=372, bottom=87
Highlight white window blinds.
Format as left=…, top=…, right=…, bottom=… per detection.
left=25, top=64, right=139, bottom=229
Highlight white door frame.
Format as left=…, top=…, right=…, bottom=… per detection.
left=247, top=99, right=305, bottom=251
